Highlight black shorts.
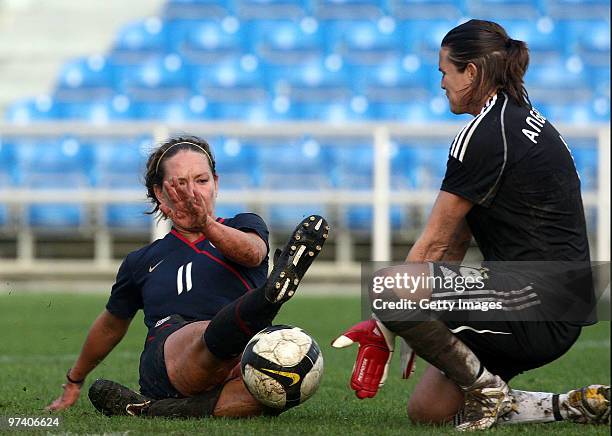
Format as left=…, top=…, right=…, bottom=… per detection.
left=429, top=263, right=582, bottom=381
left=139, top=314, right=192, bottom=400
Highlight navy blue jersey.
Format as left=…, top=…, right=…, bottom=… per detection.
left=106, top=213, right=269, bottom=330
left=441, top=93, right=590, bottom=262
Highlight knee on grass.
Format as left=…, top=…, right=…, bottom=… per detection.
left=407, top=396, right=459, bottom=425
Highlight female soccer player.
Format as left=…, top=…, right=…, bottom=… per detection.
left=46, top=136, right=329, bottom=417
left=334, top=19, right=609, bottom=430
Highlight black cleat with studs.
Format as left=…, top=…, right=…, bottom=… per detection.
left=265, top=215, right=329, bottom=304
left=88, top=379, right=152, bottom=416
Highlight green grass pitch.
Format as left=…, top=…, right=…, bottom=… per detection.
left=1, top=293, right=609, bottom=435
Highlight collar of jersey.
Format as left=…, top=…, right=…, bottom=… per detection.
left=170, top=217, right=225, bottom=247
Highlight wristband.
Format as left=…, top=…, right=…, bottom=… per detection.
left=66, top=368, right=84, bottom=386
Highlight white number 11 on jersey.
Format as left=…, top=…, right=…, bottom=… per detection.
left=177, top=262, right=193, bottom=295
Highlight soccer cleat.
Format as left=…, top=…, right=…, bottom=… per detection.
left=563, top=384, right=610, bottom=424
left=88, top=379, right=152, bottom=417
left=264, top=215, right=329, bottom=304
left=456, top=375, right=513, bottom=431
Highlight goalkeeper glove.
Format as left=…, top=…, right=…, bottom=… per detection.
left=332, top=318, right=396, bottom=399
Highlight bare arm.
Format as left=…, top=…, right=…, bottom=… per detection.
left=442, top=218, right=473, bottom=262
left=202, top=220, right=267, bottom=267
left=161, top=178, right=267, bottom=267
left=406, top=191, right=474, bottom=263
left=46, top=310, right=132, bottom=411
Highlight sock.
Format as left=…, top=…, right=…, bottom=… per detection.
left=203, top=286, right=281, bottom=360
left=144, top=385, right=224, bottom=418
left=383, top=320, right=488, bottom=388
left=498, top=390, right=563, bottom=424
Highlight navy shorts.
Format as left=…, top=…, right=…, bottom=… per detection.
left=429, top=263, right=583, bottom=381
left=139, top=314, right=192, bottom=400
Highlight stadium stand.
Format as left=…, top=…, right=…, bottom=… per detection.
left=0, top=0, right=608, bottom=270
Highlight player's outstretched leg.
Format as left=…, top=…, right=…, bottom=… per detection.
left=497, top=384, right=610, bottom=425
left=384, top=320, right=512, bottom=431
left=88, top=379, right=151, bottom=416
left=562, top=384, right=610, bottom=424
left=88, top=378, right=234, bottom=418
left=265, top=215, right=329, bottom=303
left=204, top=215, right=329, bottom=360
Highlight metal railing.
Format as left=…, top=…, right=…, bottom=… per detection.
left=0, top=121, right=609, bottom=281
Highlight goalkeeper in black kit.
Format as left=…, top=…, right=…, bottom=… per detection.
left=333, top=19, right=610, bottom=431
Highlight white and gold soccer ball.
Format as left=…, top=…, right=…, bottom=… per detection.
left=240, top=325, right=324, bottom=410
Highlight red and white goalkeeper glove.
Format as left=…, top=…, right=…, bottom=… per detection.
left=332, top=318, right=397, bottom=399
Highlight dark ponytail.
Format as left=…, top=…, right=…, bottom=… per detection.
left=441, top=19, right=531, bottom=108
left=504, top=38, right=530, bottom=106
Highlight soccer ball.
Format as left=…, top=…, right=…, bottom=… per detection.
left=240, top=325, right=324, bottom=410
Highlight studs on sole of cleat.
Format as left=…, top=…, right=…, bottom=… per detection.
left=309, top=216, right=316, bottom=221
left=275, top=282, right=281, bottom=289
left=288, top=290, right=295, bottom=297
left=291, top=245, right=296, bottom=251
left=316, top=245, right=322, bottom=251
left=325, top=225, right=330, bottom=231
left=303, top=222, right=309, bottom=227
left=323, top=233, right=329, bottom=239
left=280, top=272, right=285, bottom=278
left=293, top=279, right=299, bottom=285
left=308, top=251, right=314, bottom=257
left=295, top=235, right=301, bottom=241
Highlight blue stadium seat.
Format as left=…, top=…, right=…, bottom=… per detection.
left=236, top=0, right=309, bottom=19
left=106, top=202, right=152, bottom=230
left=263, top=54, right=348, bottom=90
left=191, top=53, right=265, bottom=88
left=190, top=57, right=274, bottom=120
left=0, top=140, right=17, bottom=186
left=467, top=0, right=541, bottom=20
left=17, top=137, right=95, bottom=185
left=344, top=205, right=405, bottom=231
left=400, top=19, right=457, bottom=62
left=266, top=204, right=329, bottom=230
left=0, top=204, right=8, bottom=227
left=92, top=137, right=151, bottom=230
left=547, top=0, right=610, bottom=20
left=500, top=19, right=565, bottom=64
left=17, top=137, right=92, bottom=229
left=324, top=18, right=403, bottom=61
left=256, top=138, right=335, bottom=189
left=92, top=136, right=150, bottom=187
left=163, top=0, right=234, bottom=20
left=314, top=0, right=387, bottom=19
left=570, top=143, right=598, bottom=191
left=27, top=203, right=85, bottom=229
left=526, top=60, right=591, bottom=114
left=112, top=18, right=168, bottom=55
left=390, top=0, right=464, bottom=20
left=180, top=20, right=245, bottom=62
left=215, top=203, right=250, bottom=219
left=55, top=56, right=115, bottom=94
left=214, top=137, right=259, bottom=188
left=249, top=19, right=324, bottom=61
left=535, top=101, right=600, bottom=123
left=331, top=142, right=373, bottom=189
left=397, top=143, right=448, bottom=189
left=115, top=53, right=188, bottom=93
left=56, top=95, right=138, bottom=121
left=564, top=19, right=610, bottom=66
left=4, top=97, right=62, bottom=123
left=261, top=54, right=358, bottom=119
